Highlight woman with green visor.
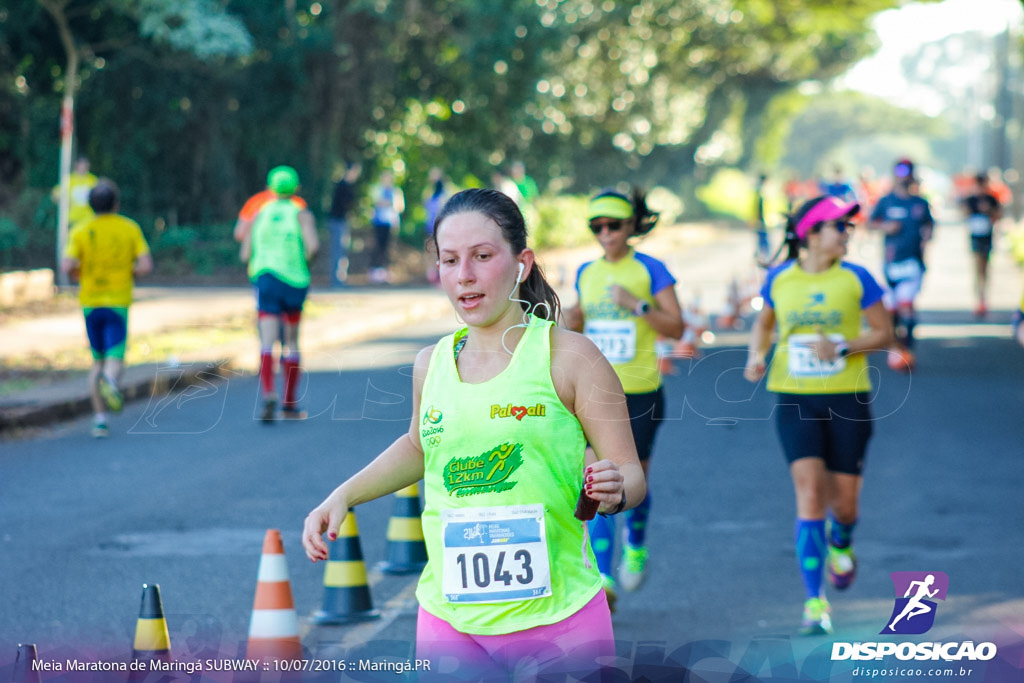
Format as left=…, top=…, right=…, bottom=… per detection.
left=564, top=188, right=684, bottom=608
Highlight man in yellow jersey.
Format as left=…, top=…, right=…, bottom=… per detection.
left=61, top=180, right=152, bottom=438
left=52, top=157, right=99, bottom=227
left=240, top=166, right=319, bottom=422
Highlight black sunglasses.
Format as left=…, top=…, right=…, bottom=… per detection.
left=589, top=219, right=626, bottom=234
left=817, top=220, right=851, bottom=234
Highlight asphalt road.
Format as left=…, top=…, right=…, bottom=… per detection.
left=2, top=225, right=1023, bottom=682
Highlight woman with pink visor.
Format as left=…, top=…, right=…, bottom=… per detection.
left=744, top=196, right=893, bottom=635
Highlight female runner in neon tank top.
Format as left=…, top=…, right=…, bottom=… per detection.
left=563, top=188, right=684, bottom=605
left=302, top=189, right=645, bottom=680
left=744, top=196, right=892, bottom=636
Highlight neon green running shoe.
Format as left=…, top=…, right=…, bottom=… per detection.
left=799, top=597, right=833, bottom=636
left=98, top=377, right=123, bottom=413
left=601, top=573, right=618, bottom=614
left=618, top=543, right=649, bottom=592
left=827, top=545, right=857, bottom=590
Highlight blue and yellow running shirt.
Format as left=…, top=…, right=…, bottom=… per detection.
left=761, top=259, right=884, bottom=395
left=575, top=249, right=676, bottom=394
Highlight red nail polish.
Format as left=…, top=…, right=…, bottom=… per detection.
left=587, top=475, right=593, bottom=483
left=328, top=533, right=336, bottom=540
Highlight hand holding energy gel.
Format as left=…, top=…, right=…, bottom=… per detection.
left=574, top=486, right=600, bottom=521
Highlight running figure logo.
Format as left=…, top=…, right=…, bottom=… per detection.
left=881, top=571, right=949, bottom=635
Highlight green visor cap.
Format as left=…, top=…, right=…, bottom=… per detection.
left=588, top=194, right=633, bottom=220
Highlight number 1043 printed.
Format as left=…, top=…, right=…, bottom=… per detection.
left=440, top=505, right=552, bottom=603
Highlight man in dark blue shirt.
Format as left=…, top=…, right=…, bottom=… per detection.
left=869, top=158, right=934, bottom=371
left=327, top=162, right=361, bottom=287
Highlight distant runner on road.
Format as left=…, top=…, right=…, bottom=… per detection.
left=61, top=180, right=153, bottom=438
left=869, top=158, right=934, bottom=372
left=745, top=195, right=893, bottom=636
left=960, top=172, right=1002, bottom=318
left=240, top=165, right=319, bottom=423
left=563, top=187, right=684, bottom=610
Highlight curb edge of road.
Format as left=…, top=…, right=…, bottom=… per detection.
left=0, top=360, right=236, bottom=434
left=0, top=293, right=453, bottom=434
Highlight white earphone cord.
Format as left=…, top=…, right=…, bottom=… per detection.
left=502, top=262, right=550, bottom=355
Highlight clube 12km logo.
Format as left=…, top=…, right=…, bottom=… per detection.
left=831, top=571, right=997, bottom=663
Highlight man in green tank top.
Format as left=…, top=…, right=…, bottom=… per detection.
left=240, top=165, right=319, bottom=422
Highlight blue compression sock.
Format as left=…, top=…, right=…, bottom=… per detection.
left=588, top=515, right=615, bottom=577
left=828, top=512, right=857, bottom=550
left=795, top=518, right=827, bottom=599
left=624, top=492, right=651, bottom=547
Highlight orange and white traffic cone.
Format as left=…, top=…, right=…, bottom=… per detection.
left=12, top=644, right=41, bottom=683
left=380, top=484, right=428, bottom=574
left=246, top=529, right=302, bottom=663
left=131, top=584, right=172, bottom=668
left=312, top=513, right=380, bottom=625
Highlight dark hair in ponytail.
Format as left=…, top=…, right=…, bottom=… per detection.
left=760, top=195, right=830, bottom=268
left=431, top=188, right=560, bottom=321
left=630, top=187, right=659, bottom=235
left=591, top=186, right=660, bottom=235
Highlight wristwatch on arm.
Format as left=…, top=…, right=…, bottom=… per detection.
left=599, top=490, right=627, bottom=517
left=634, top=300, right=651, bottom=316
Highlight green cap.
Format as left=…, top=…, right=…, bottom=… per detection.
left=267, top=166, right=300, bottom=195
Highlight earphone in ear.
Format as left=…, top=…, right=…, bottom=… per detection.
left=516, top=262, right=525, bottom=283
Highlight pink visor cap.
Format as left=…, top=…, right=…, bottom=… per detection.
left=794, top=196, right=860, bottom=240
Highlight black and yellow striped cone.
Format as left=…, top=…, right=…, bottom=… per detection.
left=131, top=583, right=171, bottom=665
left=12, top=643, right=41, bottom=683
left=379, top=483, right=428, bottom=574
left=312, top=513, right=380, bottom=625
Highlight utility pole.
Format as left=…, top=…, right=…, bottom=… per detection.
left=993, top=25, right=1012, bottom=174
left=56, top=95, right=73, bottom=288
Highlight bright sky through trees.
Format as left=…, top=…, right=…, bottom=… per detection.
left=840, top=0, right=1023, bottom=113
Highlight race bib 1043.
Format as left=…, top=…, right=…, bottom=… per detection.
left=440, top=504, right=551, bottom=604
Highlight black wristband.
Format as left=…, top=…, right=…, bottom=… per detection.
left=600, top=490, right=627, bottom=517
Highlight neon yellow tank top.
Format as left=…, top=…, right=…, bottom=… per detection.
left=415, top=317, right=602, bottom=635
left=248, top=199, right=310, bottom=288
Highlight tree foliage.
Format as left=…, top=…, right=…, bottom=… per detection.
left=1, top=0, right=926, bottom=268
left=778, top=90, right=949, bottom=177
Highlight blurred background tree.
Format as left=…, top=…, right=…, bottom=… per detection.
left=2, top=0, right=1013, bottom=277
